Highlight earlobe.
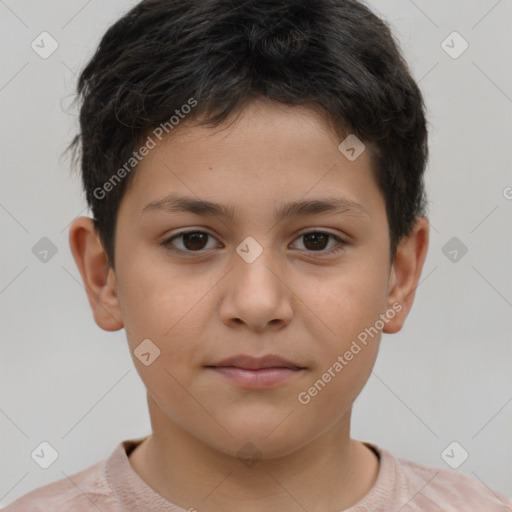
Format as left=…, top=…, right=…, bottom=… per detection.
left=68, top=216, right=124, bottom=332
left=383, top=216, right=429, bottom=334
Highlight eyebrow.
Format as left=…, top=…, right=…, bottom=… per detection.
left=142, top=194, right=370, bottom=221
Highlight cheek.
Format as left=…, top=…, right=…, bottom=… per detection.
left=306, top=263, right=389, bottom=342
left=118, top=258, right=187, bottom=332
left=296, top=261, right=389, bottom=409
left=299, top=346, right=378, bottom=423
left=298, top=278, right=385, bottom=414
left=117, top=262, right=217, bottom=372
left=117, top=271, right=203, bottom=403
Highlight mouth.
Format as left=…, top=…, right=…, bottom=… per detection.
left=205, top=355, right=306, bottom=389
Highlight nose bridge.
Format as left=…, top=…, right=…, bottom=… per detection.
left=233, top=235, right=282, bottom=291
left=220, top=235, right=293, bottom=330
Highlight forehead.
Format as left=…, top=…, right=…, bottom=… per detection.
left=118, top=100, right=385, bottom=225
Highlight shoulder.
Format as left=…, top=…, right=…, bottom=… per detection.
left=385, top=447, right=512, bottom=511
left=1, top=458, right=117, bottom=512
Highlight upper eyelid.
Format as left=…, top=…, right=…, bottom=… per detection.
left=166, top=227, right=345, bottom=239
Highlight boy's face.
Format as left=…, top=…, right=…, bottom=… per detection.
left=71, top=99, right=428, bottom=459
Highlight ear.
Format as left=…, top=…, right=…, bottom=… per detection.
left=383, top=216, right=429, bottom=334
left=68, top=216, right=124, bottom=331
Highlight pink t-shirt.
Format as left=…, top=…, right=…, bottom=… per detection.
left=3, top=437, right=511, bottom=511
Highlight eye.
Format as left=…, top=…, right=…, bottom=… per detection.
left=291, top=230, right=347, bottom=255
left=162, top=229, right=347, bottom=256
left=162, top=230, right=220, bottom=253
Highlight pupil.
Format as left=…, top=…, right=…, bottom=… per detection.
left=184, top=232, right=207, bottom=250
left=304, top=233, right=327, bottom=250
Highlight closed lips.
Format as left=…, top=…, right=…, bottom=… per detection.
left=206, top=355, right=305, bottom=370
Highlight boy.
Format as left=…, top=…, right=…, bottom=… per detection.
left=4, top=0, right=511, bottom=510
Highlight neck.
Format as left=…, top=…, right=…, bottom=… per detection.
left=129, top=396, right=379, bottom=512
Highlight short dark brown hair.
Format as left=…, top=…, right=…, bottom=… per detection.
left=66, top=0, right=429, bottom=270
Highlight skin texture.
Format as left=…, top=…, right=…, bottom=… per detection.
left=69, top=99, right=429, bottom=511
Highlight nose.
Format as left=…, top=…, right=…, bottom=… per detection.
left=219, top=243, right=293, bottom=332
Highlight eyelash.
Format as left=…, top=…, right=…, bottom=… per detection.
left=161, top=230, right=348, bottom=257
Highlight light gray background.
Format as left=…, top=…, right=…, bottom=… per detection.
left=1, top=0, right=511, bottom=507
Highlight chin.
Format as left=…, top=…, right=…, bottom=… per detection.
left=201, top=421, right=315, bottom=461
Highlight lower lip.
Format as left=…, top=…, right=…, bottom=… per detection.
left=208, top=366, right=304, bottom=388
